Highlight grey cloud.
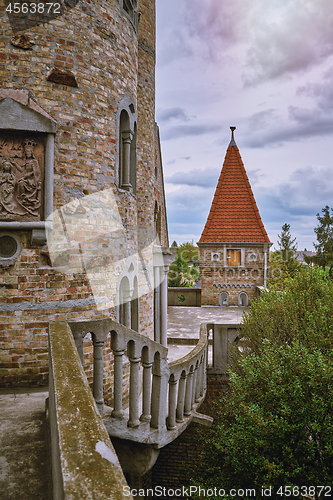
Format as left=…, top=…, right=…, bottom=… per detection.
left=297, top=66, right=333, bottom=111
left=244, top=110, right=333, bottom=148
left=161, top=124, right=221, bottom=141
left=156, top=107, right=194, bottom=124
left=166, top=185, right=214, bottom=225
left=180, top=156, right=191, bottom=160
left=247, top=109, right=278, bottom=131
left=243, top=0, right=333, bottom=85
left=165, top=167, right=220, bottom=188
left=257, top=165, right=333, bottom=223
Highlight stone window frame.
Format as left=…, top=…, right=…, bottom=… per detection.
left=0, top=232, right=22, bottom=267
left=0, top=93, right=57, bottom=245
left=238, top=291, right=249, bottom=307
left=223, top=247, right=245, bottom=267
left=211, top=252, right=220, bottom=262
left=120, top=0, right=139, bottom=31
left=116, top=96, right=137, bottom=196
left=219, top=291, right=229, bottom=307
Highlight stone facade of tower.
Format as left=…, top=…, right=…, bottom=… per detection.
left=0, top=0, right=168, bottom=390
left=198, top=129, right=271, bottom=307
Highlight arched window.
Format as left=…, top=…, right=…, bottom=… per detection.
left=122, top=0, right=138, bottom=28
left=119, top=110, right=132, bottom=191
left=238, top=292, right=248, bottom=307
left=219, top=292, right=229, bottom=306
left=117, top=99, right=137, bottom=194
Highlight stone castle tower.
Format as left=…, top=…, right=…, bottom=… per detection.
left=198, top=127, right=271, bottom=306
left=0, top=0, right=169, bottom=389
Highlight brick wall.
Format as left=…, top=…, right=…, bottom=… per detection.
left=149, top=375, right=229, bottom=498
left=0, top=0, right=167, bottom=388
left=199, top=244, right=267, bottom=306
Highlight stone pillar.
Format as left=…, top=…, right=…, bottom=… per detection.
left=112, top=350, right=125, bottom=419
left=151, top=357, right=168, bottom=430
left=176, top=373, right=186, bottom=423
left=167, top=377, right=178, bottom=430
left=128, top=356, right=141, bottom=428
left=184, top=370, right=193, bottom=416
left=92, top=337, right=105, bottom=416
left=140, top=361, right=152, bottom=423
left=160, top=265, right=169, bottom=347
left=154, top=266, right=160, bottom=343
left=124, top=299, right=131, bottom=329
left=121, top=130, right=133, bottom=190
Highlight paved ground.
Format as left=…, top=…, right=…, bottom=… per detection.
left=0, top=388, right=51, bottom=500
left=0, top=305, right=248, bottom=498
left=167, top=305, right=249, bottom=361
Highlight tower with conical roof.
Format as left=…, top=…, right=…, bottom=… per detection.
left=198, top=127, right=271, bottom=306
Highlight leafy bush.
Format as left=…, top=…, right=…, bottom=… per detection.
left=193, top=341, right=333, bottom=496
left=191, top=267, right=333, bottom=496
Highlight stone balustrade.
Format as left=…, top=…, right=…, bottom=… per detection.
left=48, top=321, right=132, bottom=500
left=66, top=317, right=212, bottom=449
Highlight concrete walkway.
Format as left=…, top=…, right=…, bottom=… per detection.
left=167, top=305, right=248, bottom=361
left=0, top=305, right=248, bottom=498
left=0, top=388, right=51, bottom=500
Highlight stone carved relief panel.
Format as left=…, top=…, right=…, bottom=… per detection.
left=0, top=133, right=44, bottom=221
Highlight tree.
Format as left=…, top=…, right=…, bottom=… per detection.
left=277, top=222, right=297, bottom=261
left=235, top=266, right=333, bottom=360
left=267, top=224, right=300, bottom=288
left=193, top=342, right=333, bottom=495
left=311, top=206, right=333, bottom=273
left=168, top=242, right=200, bottom=287
left=191, top=267, right=333, bottom=495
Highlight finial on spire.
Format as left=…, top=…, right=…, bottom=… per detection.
left=229, top=126, right=236, bottom=146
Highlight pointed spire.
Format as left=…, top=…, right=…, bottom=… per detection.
left=229, top=126, right=236, bottom=146
left=199, top=131, right=270, bottom=243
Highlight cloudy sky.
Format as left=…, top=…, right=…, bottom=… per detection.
left=155, top=0, right=333, bottom=251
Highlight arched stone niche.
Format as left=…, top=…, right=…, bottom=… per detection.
left=0, top=90, right=57, bottom=250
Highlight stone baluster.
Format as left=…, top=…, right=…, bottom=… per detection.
left=151, top=357, right=168, bottom=430
left=92, top=337, right=106, bottom=416
left=140, top=361, right=153, bottom=423
left=184, top=370, right=193, bottom=416
left=128, top=356, right=141, bottom=428
left=167, top=376, right=178, bottom=430
left=195, top=360, right=202, bottom=402
left=176, top=372, right=186, bottom=423
left=112, top=349, right=125, bottom=420
left=199, top=354, right=205, bottom=397
left=191, top=365, right=198, bottom=407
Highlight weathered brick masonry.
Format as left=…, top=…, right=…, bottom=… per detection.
left=0, top=0, right=168, bottom=390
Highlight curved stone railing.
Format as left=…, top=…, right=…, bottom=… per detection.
left=67, top=318, right=212, bottom=449
left=48, top=321, right=133, bottom=500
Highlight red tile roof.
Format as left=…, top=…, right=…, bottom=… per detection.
left=199, top=138, right=270, bottom=243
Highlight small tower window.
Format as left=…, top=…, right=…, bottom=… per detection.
left=119, top=110, right=136, bottom=193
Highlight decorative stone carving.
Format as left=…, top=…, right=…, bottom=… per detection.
left=213, top=282, right=254, bottom=288
left=0, top=134, right=44, bottom=221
